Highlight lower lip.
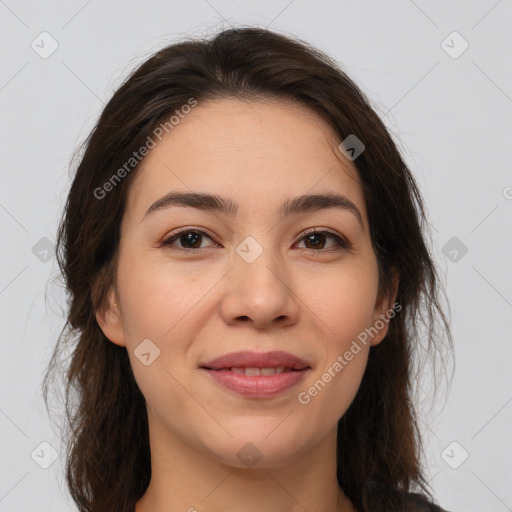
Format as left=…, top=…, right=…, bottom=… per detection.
left=202, top=368, right=310, bottom=398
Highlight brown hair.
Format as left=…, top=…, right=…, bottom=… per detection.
left=43, top=26, right=453, bottom=512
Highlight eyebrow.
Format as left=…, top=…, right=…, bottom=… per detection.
left=143, top=191, right=364, bottom=231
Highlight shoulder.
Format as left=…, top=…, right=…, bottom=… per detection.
left=359, top=480, right=451, bottom=512
left=403, top=491, right=451, bottom=512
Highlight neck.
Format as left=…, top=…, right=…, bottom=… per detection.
left=135, top=419, right=355, bottom=512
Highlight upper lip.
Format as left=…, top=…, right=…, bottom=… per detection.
left=200, top=350, right=310, bottom=370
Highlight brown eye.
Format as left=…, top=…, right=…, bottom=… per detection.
left=162, top=229, right=218, bottom=250
left=296, top=230, right=349, bottom=250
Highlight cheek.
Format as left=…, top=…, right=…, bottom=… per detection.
left=292, top=261, right=377, bottom=420
left=114, top=253, right=221, bottom=406
left=296, top=258, right=379, bottom=343
left=295, top=337, right=370, bottom=442
left=115, top=252, right=215, bottom=342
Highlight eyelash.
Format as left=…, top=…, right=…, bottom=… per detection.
left=161, top=228, right=350, bottom=252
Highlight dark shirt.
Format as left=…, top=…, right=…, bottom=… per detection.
left=403, top=491, right=451, bottom=512
left=360, top=490, right=451, bottom=511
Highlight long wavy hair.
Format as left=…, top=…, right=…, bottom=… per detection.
left=43, top=26, right=454, bottom=512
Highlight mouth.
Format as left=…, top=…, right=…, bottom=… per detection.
left=203, top=366, right=305, bottom=376
left=199, top=351, right=311, bottom=398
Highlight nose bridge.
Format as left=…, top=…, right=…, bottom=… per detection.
left=234, top=234, right=287, bottom=296
left=219, top=234, right=299, bottom=327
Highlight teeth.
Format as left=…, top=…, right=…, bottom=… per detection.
left=229, top=366, right=288, bottom=376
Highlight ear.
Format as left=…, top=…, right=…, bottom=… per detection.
left=95, top=286, right=127, bottom=348
left=369, top=268, right=400, bottom=347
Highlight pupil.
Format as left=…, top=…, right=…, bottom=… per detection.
left=182, top=232, right=201, bottom=248
left=306, top=233, right=325, bottom=249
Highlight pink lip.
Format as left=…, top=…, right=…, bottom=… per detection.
left=202, top=368, right=310, bottom=397
left=200, top=350, right=311, bottom=398
left=200, top=350, right=310, bottom=370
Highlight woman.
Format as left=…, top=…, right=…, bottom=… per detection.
left=43, top=27, right=453, bottom=512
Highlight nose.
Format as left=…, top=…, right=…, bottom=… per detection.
left=219, top=249, right=300, bottom=330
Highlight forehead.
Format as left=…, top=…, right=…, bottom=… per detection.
left=126, top=98, right=366, bottom=224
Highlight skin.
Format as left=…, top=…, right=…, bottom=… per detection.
left=97, top=98, right=398, bottom=512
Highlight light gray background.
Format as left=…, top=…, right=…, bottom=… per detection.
left=1, top=1, right=511, bottom=511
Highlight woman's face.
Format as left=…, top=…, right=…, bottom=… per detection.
left=98, top=98, right=396, bottom=468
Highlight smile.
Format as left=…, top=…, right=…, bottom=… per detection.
left=224, top=366, right=293, bottom=375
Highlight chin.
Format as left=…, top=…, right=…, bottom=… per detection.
left=200, top=421, right=314, bottom=470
